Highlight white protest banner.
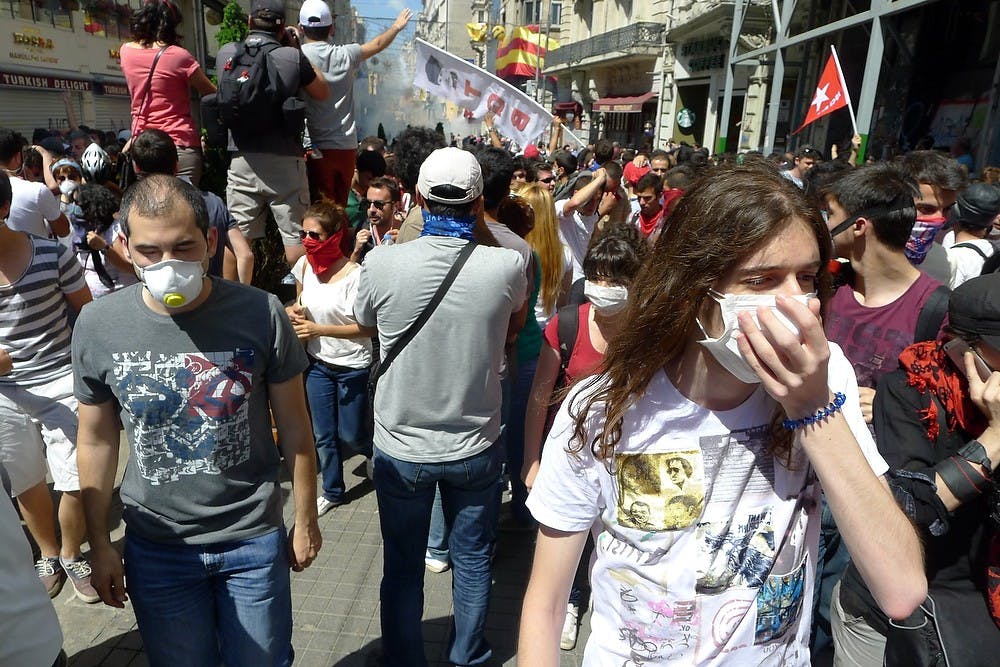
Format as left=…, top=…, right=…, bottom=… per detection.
left=412, top=38, right=583, bottom=149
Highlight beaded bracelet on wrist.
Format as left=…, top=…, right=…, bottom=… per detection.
left=781, top=392, right=847, bottom=431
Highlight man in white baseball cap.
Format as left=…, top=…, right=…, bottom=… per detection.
left=354, top=146, right=526, bottom=666
left=298, top=0, right=412, bottom=205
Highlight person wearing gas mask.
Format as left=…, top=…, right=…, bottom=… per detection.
left=0, top=128, right=69, bottom=239
left=521, top=222, right=646, bottom=651
left=899, top=150, right=968, bottom=285
left=518, top=166, right=925, bottom=664
left=73, top=174, right=321, bottom=665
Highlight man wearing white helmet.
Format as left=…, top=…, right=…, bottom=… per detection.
left=297, top=0, right=412, bottom=205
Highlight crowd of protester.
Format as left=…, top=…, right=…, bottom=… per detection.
left=3, top=0, right=1000, bottom=666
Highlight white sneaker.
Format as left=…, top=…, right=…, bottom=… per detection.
left=316, top=496, right=343, bottom=516
left=424, top=550, right=451, bottom=573
left=560, top=602, right=580, bottom=650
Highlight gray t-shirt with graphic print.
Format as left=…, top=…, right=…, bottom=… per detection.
left=72, top=278, right=308, bottom=545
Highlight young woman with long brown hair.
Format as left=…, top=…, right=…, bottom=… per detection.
left=518, top=166, right=926, bottom=665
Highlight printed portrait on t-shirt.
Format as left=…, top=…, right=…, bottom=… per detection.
left=616, top=450, right=705, bottom=531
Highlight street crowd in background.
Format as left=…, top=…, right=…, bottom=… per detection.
left=3, top=0, right=1000, bottom=666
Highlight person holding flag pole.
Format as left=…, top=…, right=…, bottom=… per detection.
left=794, top=46, right=862, bottom=165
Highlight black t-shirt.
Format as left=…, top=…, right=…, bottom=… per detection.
left=841, top=368, right=997, bottom=649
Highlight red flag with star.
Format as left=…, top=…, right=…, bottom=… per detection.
left=793, top=53, right=849, bottom=134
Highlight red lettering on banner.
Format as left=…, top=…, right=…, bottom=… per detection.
left=487, top=94, right=505, bottom=115
left=464, top=80, right=481, bottom=98
left=510, top=108, right=530, bottom=132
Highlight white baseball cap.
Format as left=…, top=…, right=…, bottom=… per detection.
left=417, top=147, right=484, bottom=205
left=299, top=0, right=332, bottom=27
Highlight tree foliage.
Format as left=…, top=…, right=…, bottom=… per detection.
left=215, top=0, right=248, bottom=47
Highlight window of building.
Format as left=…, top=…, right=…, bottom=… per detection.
left=4, top=0, right=76, bottom=30
left=550, top=1, right=562, bottom=26
left=524, top=0, right=540, bottom=24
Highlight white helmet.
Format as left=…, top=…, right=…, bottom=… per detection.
left=80, top=142, right=112, bottom=184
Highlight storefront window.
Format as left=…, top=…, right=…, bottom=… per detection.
left=4, top=0, right=75, bottom=29
left=5, top=0, right=37, bottom=21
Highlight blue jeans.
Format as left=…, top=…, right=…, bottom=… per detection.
left=305, top=361, right=369, bottom=502
left=506, top=357, right=537, bottom=525
left=124, top=529, right=292, bottom=667
left=373, top=445, right=501, bottom=667
left=427, top=484, right=449, bottom=562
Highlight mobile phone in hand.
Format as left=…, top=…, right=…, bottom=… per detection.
left=943, top=338, right=992, bottom=382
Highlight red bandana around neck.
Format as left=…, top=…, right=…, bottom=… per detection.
left=637, top=207, right=664, bottom=238
left=898, top=340, right=988, bottom=442
left=303, top=229, right=344, bottom=276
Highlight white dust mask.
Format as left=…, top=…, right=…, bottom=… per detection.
left=696, top=290, right=813, bottom=384
left=584, top=281, right=629, bottom=315
left=136, top=258, right=205, bottom=309
left=59, top=179, right=79, bottom=196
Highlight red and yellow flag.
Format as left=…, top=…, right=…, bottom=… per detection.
left=496, top=25, right=559, bottom=81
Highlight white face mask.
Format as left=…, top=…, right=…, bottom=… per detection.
left=59, top=179, right=79, bottom=196
left=135, top=258, right=206, bottom=309
left=584, top=280, right=629, bottom=315
left=696, top=290, right=814, bottom=384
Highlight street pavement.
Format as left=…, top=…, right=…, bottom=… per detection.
left=45, top=451, right=592, bottom=666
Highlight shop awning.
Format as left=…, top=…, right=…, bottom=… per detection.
left=554, top=101, right=582, bottom=113
left=591, top=92, right=656, bottom=113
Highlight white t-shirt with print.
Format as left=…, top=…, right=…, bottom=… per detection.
left=292, top=257, right=372, bottom=369
left=527, top=343, right=885, bottom=666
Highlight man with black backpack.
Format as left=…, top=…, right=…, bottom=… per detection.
left=215, top=0, right=329, bottom=268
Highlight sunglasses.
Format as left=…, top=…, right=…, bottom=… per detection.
left=538, top=176, right=555, bottom=183
left=361, top=199, right=391, bottom=211
left=298, top=229, right=324, bottom=241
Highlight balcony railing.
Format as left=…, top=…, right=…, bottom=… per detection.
left=546, top=22, right=665, bottom=68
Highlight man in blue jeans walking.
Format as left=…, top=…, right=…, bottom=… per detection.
left=354, top=147, right=526, bottom=666
left=74, top=175, right=321, bottom=666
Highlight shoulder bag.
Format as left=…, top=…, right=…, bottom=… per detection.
left=118, top=45, right=167, bottom=191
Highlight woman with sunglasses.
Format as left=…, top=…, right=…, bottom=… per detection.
left=518, top=166, right=925, bottom=665
left=286, top=200, right=374, bottom=516
left=832, top=273, right=1000, bottom=666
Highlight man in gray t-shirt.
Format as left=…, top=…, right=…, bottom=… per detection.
left=297, top=0, right=411, bottom=205
left=354, top=147, right=525, bottom=666
left=74, top=175, right=320, bottom=666
left=216, top=0, right=329, bottom=269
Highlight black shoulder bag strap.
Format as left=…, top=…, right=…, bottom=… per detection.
left=130, top=46, right=168, bottom=138
left=951, top=242, right=990, bottom=261
left=556, top=303, right=579, bottom=371
left=914, top=284, right=951, bottom=343
left=370, top=241, right=476, bottom=385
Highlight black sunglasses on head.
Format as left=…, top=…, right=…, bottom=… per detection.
left=538, top=176, right=555, bottom=183
left=298, top=229, right=323, bottom=241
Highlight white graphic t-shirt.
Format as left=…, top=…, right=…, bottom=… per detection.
left=527, top=343, right=885, bottom=666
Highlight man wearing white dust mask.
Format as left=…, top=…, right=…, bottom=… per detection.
left=74, top=174, right=322, bottom=666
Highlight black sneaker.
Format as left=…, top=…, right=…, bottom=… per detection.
left=35, top=556, right=65, bottom=598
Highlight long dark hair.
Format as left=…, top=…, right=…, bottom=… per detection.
left=130, top=0, right=182, bottom=46
left=569, top=165, right=833, bottom=465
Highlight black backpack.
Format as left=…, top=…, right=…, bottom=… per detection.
left=215, top=38, right=285, bottom=135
